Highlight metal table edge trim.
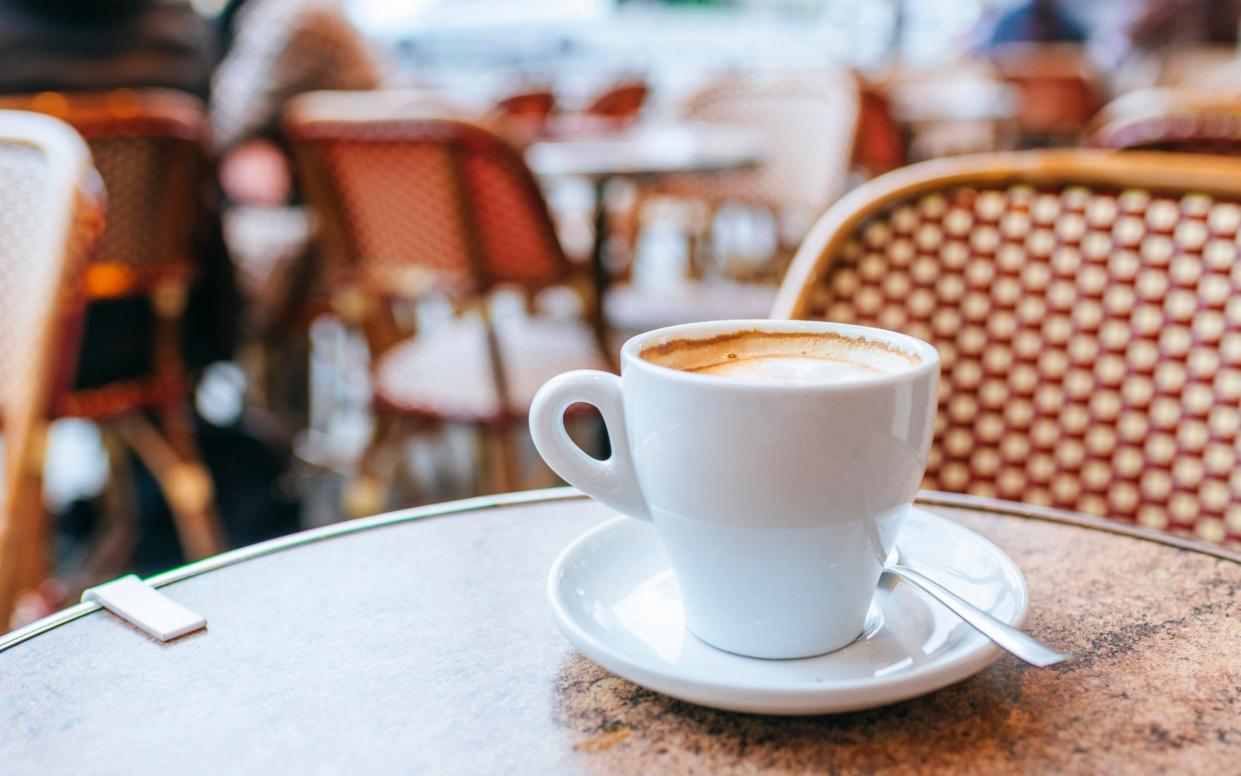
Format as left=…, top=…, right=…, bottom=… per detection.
left=2, top=487, right=1237, bottom=654
left=0, top=487, right=581, bottom=653
left=917, top=491, right=1241, bottom=564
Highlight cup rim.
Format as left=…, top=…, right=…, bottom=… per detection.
left=619, top=319, right=940, bottom=390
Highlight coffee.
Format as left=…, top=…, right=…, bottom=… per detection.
left=640, top=329, right=919, bottom=383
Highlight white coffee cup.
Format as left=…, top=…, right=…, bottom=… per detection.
left=530, top=319, right=940, bottom=659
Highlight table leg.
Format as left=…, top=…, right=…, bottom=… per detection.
left=588, top=176, right=612, bottom=352
left=589, top=176, right=613, bottom=460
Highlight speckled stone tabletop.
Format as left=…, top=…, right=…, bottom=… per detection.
left=1, top=491, right=1238, bottom=775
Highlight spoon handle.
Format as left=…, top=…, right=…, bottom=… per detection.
left=882, top=564, right=1071, bottom=667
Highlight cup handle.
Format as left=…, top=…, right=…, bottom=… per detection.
left=529, top=370, right=651, bottom=522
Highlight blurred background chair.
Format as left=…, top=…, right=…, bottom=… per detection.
left=0, top=111, right=103, bottom=626
left=637, top=71, right=860, bottom=276
left=583, top=79, right=649, bottom=123
left=286, top=96, right=612, bottom=515
left=211, top=0, right=385, bottom=156
left=776, top=150, right=1241, bottom=545
left=488, top=87, right=558, bottom=145
left=0, top=89, right=227, bottom=565
left=491, top=88, right=557, bottom=123
left=1089, top=87, right=1241, bottom=153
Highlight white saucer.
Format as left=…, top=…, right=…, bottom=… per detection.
left=548, top=507, right=1029, bottom=715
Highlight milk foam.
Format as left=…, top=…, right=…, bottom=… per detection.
left=690, top=354, right=881, bottom=382
left=640, top=330, right=918, bottom=383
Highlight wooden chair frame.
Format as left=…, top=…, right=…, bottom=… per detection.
left=0, top=111, right=103, bottom=625
left=1089, top=87, right=1241, bottom=152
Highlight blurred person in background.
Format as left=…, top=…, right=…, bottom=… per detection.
left=980, top=0, right=1088, bottom=49
left=0, top=0, right=265, bottom=590
left=0, top=0, right=235, bottom=381
left=208, top=0, right=387, bottom=530
left=0, top=0, right=212, bottom=96
left=1127, top=0, right=1241, bottom=50
left=212, top=0, right=384, bottom=206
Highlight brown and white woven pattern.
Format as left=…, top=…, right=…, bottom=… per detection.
left=0, top=143, right=54, bottom=412
left=797, top=183, right=1241, bottom=545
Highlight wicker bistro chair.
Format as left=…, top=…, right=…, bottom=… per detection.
left=0, top=90, right=226, bottom=561
left=1090, top=88, right=1241, bottom=154
left=647, top=72, right=861, bottom=266
left=285, top=98, right=613, bottom=511
left=488, top=88, right=557, bottom=145
left=774, top=151, right=1241, bottom=546
left=583, top=81, right=649, bottom=123
left=491, top=89, right=556, bottom=122
left=0, top=111, right=103, bottom=625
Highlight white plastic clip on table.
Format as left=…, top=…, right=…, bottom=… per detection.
left=81, top=575, right=206, bottom=642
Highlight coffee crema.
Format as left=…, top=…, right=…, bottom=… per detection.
left=640, top=330, right=919, bottom=383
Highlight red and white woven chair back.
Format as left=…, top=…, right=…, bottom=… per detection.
left=287, top=100, right=570, bottom=298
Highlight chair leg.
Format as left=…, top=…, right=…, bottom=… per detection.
left=493, top=424, right=521, bottom=493
left=477, top=423, right=524, bottom=495
left=342, top=411, right=407, bottom=518
left=116, top=412, right=225, bottom=561
left=67, top=426, right=139, bottom=591
left=0, top=451, right=47, bottom=629
left=588, top=299, right=617, bottom=372
left=685, top=200, right=718, bottom=280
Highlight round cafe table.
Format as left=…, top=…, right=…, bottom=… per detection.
left=2, top=489, right=1239, bottom=774
left=525, top=121, right=762, bottom=341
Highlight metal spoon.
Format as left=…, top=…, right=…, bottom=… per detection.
left=880, top=563, right=1071, bottom=667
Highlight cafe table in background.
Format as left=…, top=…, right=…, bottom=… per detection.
left=526, top=120, right=763, bottom=335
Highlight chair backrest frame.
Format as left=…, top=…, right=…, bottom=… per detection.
left=0, top=110, right=101, bottom=624
left=285, top=94, right=574, bottom=301
left=1090, top=87, right=1241, bottom=154
left=0, top=89, right=207, bottom=298
left=776, top=150, right=1241, bottom=544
